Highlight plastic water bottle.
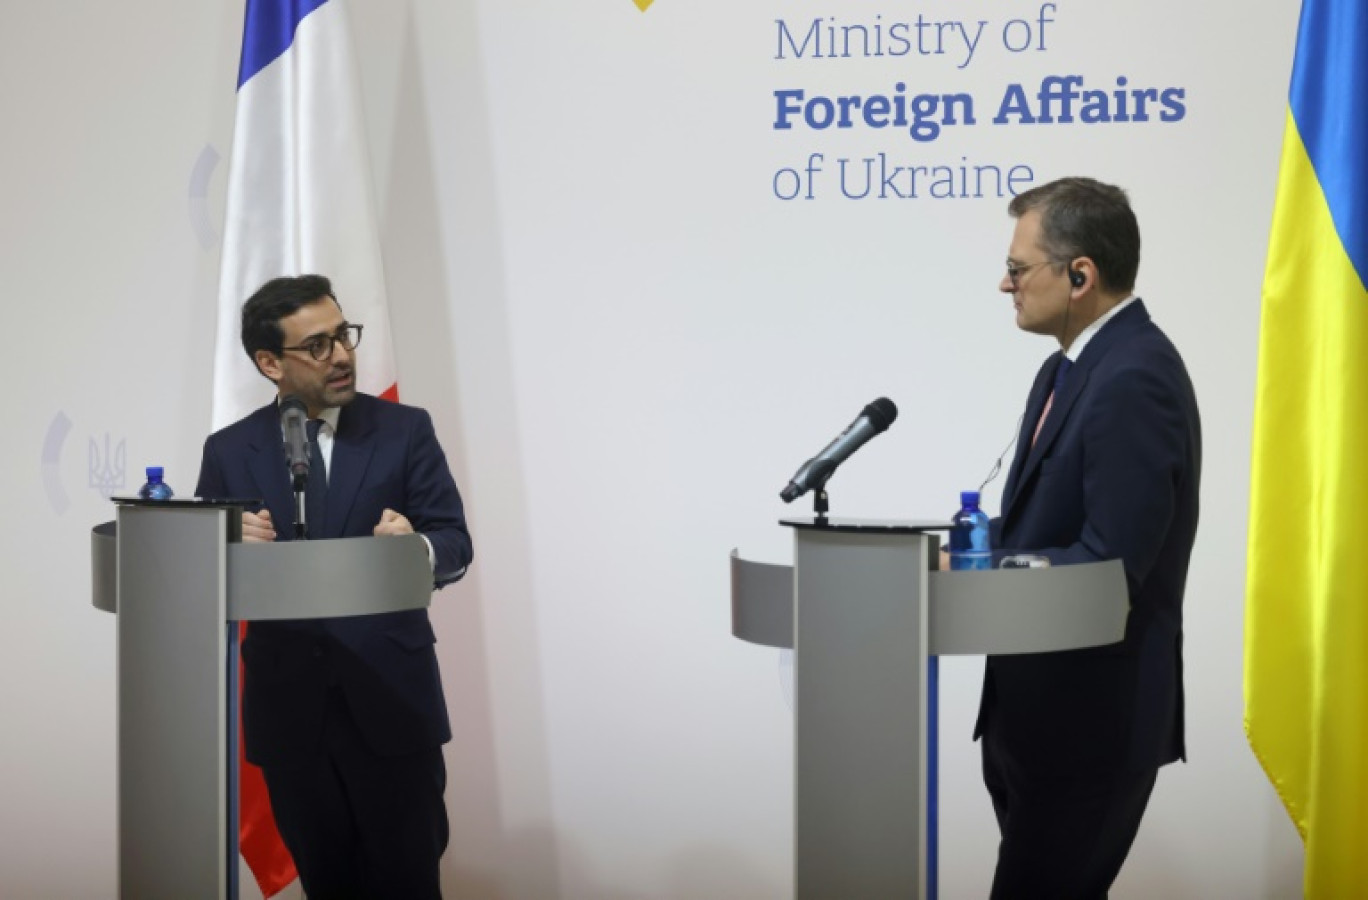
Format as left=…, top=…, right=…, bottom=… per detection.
left=949, top=490, right=991, bottom=570
left=137, top=466, right=175, bottom=501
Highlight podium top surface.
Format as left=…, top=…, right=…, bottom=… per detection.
left=113, top=497, right=262, bottom=508
left=91, top=517, right=432, bottom=620
left=780, top=516, right=951, bottom=534
left=731, top=550, right=1128, bottom=654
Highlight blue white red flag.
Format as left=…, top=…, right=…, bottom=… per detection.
left=212, top=1, right=400, bottom=894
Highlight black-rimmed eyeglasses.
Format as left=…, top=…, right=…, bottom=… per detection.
left=1004, top=260, right=1055, bottom=288
left=279, top=324, right=364, bottom=361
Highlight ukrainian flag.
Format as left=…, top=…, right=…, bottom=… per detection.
left=1245, top=0, right=1368, bottom=895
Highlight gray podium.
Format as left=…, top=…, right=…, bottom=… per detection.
left=730, top=517, right=1128, bottom=900
left=91, top=499, right=433, bottom=900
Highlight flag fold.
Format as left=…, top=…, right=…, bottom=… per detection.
left=214, top=0, right=400, bottom=894
left=1245, top=1, right=1368, bottom=896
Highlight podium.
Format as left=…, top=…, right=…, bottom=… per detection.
left=90, top=499, right=433, bottom=900
left=730, top=517, right=1128, bottom=900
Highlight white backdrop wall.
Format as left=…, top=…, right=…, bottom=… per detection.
left=0, top=1, right=1306, bottom=897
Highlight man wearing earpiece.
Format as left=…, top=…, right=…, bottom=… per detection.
left=976, top=177, right=1202, bottom=899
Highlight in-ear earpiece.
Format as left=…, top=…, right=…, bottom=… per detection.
left=1069, top=268, right=1085, bottom=288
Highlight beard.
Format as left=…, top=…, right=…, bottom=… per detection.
left=321, top=372, right=357, bottom=408
left=293, top=364, right=357, bottom=413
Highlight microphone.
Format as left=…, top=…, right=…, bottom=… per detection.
left=779, top=397, right=898, bottom=502
left=279, top=395, right=310, bottom=487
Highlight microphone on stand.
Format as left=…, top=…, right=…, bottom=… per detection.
left=780, top=397, right=898, bottom=503
left=279, top=395, right=310, bottom=538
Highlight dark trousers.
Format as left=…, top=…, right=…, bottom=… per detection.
left=982, top=731, right=1157, bottom=900
left=261, top=689, right=448, bottom=900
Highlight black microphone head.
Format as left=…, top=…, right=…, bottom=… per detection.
left=279, top=394, right=307, bottom=418
left=279, top=394, right=311, bottom=481
left=862, top=397, right=898, bottom=432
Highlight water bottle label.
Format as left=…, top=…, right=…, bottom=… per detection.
left=950, top=550, right=992, bottom=571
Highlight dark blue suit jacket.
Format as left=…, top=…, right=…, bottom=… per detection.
left=196, top=393, right=473, bottom=768
left=978, top=300, right=1201, bottom=778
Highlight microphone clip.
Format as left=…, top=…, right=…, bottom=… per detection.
left=812, top=484, right=830, bottom=525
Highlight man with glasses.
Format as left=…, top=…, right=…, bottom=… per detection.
left=975, top=178, right=1201, bottom=898
left=196, top=274, right=473, bottom=899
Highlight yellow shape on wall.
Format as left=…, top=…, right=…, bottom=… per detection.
left=633, top=0, right=653, bottom=10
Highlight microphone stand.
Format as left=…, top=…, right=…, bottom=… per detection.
left=293, top=473, right=307, bottom=540
left=812, top=480, right=830, bottom=526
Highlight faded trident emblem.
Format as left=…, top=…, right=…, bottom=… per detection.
left=89, top=433, right=126, bottom=500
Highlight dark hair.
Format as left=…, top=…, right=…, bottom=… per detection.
left=1008, top=177, right=1140, bottom=294
left=240, top=274, right=339, bottom=368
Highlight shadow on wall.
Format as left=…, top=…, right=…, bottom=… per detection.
left=1258, top=788, right=1304, bottom=899
left=663, top=845, right=784, bottom=900
left=374, top=3, right=561, bottom=898
left=552, top=831, right=783, bottom=900
left=448, top=827, right=569, bottom=900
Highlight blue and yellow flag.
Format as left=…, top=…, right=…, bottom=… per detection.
left=1246, top=0, right=1368, bottom=895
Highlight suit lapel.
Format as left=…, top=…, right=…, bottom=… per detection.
left=1002, top=300, right=1153, bottom=524
left=1011, top=361, right=1089, bottom=501
left=1002, top=356, right=1057, bottom=509
left=325, top=397, right=378, bottom=538
left=243, top=403, right=296, bottom=534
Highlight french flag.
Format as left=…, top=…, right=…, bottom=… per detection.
left=212, top=0, right=400, bottom=433
left=211, top=1, right=400, bottom=895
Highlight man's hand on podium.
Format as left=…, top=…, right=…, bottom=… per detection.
left=374, top=508, right=414, bottom=537
left=235, top=507, right=417, bottom=542
left=242, top=508, right=277, bottom=543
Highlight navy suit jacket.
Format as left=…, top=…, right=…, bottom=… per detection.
left=196, top=393, right=473, bottom=768
left=978, top=300, right=1201, bottom=778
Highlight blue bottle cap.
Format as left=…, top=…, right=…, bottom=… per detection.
left=960, top=490, right=980, bottom=507
left=146, top=466, right=164, bottom=480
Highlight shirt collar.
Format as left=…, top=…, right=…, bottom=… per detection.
left=314, top=405, right=341, bottom=434
left=1064, top=294, right=1138, bottom=362
left=275, top=397, right=342, bottom=433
